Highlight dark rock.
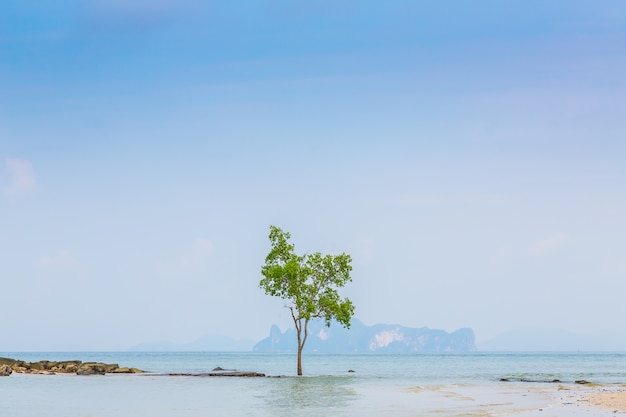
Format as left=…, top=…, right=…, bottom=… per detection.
left=520, top=378, right=561, bottom=383
left=167, top=371, right=266, bottom=377
left=575, top=380, right=590, bottom=384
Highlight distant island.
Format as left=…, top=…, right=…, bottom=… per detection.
left=254, top=319, right=476, bottom=353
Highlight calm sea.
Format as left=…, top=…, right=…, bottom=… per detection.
left=1, top=352, right=625, bottom=417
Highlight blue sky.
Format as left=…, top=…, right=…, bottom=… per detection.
left=1, top=1, right=625, bottom=350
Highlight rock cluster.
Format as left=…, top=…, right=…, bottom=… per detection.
left=0, top=357, right=144, bottom=376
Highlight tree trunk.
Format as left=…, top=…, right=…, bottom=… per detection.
left=296, top=318, right=303, bottom=376
left=293, top=315, right=309, bottom=376
left=297, top=343, right=303, bottom=376
left=295, top=318, right=310, bottom=376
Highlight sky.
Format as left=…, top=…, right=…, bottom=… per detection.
left=1, top=0, right=625, bottom=351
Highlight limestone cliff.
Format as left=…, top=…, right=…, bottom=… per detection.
left=254, top=319, right=476, bottom=353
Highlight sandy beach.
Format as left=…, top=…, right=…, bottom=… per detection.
left=586, top=388, right=626, bottom=413
left=541, top=384, right=626, bottom=416
left=404, top=383, right=626, bottom=416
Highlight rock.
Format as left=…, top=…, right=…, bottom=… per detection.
left=166, top=371, right=266, bottom=377
left=104, top=363, right=120, bottom=373
left=29, top=362, right=44, bottom=371
left=109, top=366, right=144, bottom=374
left=0, top=357, right=16, bottom=367
left=10, top=360, right=27, bottom=372
left=213, top=367, right=225, bottom=371
left=65, top=363, right=78, bottom=373
left=1, top=358, right=142, bottom=375
left=76, top=363, right=107, bottom=375
left=0, top=364, right=12, bottom=376
left=575, top=380, right=590, bottom=385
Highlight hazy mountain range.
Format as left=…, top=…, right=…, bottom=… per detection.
left=253, top=319, right=476, bottom=353
left=128, top=322, right=626, bottom=352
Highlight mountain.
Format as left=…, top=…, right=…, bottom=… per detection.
left=478, top=328, right=626, bottom=351
left=129, top=334, right=255, bottom=351
left=253, top=319, right=476, bottom=353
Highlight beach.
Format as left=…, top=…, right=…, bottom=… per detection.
left=587, top=388, right=626, bottom=413
left=403, top=383, right=626, bottom=416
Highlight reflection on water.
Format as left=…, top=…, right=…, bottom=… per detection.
left=262, top=376, right=357, bottom=416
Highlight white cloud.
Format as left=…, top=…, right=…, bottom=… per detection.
left=526, top=233, right=570, bottom=256
left=4, top=159, right=37, bottom=196
left=39, top=250, right=80, bottom=271
left=156, top=237, right=213, bottom=275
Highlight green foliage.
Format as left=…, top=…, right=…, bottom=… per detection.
left=260, top=225, right=355, bottom=328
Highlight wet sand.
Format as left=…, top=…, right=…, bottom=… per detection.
left=405, top=383, right=626, bottom=416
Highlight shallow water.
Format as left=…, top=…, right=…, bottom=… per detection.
left=1, top=352, right=625, bottom=416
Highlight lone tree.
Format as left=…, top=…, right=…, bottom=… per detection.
left=260, top=225, right=355, bottom=375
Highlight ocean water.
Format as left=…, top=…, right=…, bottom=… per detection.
left=1, top=352, right=625, bottom=417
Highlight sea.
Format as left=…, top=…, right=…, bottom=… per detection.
left=1, top=351, right=625, bottom=417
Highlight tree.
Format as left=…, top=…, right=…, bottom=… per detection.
left=260, top=225, right=355, bottom=375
